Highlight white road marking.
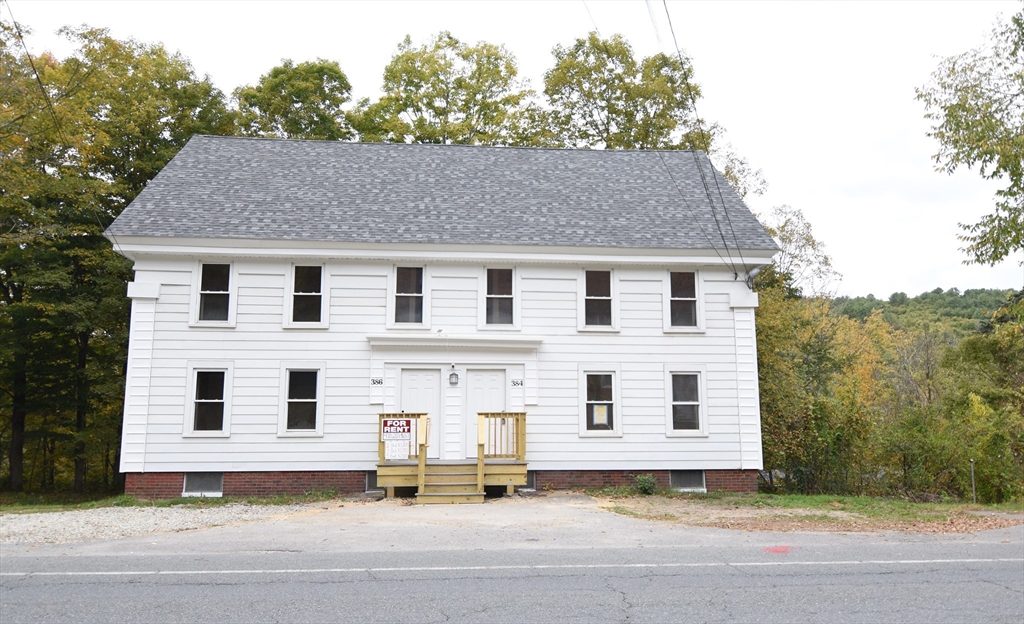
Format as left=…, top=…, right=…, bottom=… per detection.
left=1, top=558, right=1020, bottom=577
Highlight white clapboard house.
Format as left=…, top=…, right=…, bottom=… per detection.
left=106, top=135, right=778, bottom=502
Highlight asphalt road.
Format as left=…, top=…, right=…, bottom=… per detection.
left=2, top=494, right=1022, bottom=623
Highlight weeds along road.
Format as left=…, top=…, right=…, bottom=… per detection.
left=2, top=493, right=1022, bottom=623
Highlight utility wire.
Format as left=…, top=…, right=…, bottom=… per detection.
left=657, top=151, right=732, bottom=270
left=4, top=0, right=67, bottom=148
left=660, top=0, right=749, bottom=281
left=3, top=0, right=123, bottom=255
left=581, top=0, right=601, bottom=36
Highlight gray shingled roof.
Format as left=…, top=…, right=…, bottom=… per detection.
left=106, top=135, right=778, bottom=252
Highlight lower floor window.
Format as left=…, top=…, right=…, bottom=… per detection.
left=586, top=373, right=615, bottom=430
left=193, top=371, right=226, bottom=431
left=286, top=370, right=319, bottom=430
left=671, top=373, right=700, bottom=431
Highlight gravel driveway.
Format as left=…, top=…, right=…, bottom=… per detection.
left=0, top=502, right=316, bottom=545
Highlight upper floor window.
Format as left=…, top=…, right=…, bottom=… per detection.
left=395, top=267, right=423, bottom=323
left=669, top=272, right=697, bottom=327
left=199, top=264, right=230, bottom=321
left=584, top=270, right=612, bottom=326
left=291, top=265, right=323, bottom=324
left=486, top=269, right=514, bottom=325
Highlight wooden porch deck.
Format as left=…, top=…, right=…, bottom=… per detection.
left=378, top=413, right=527, bottom=504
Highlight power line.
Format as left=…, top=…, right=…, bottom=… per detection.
left=2, top=0, right=124, bottom=255
left=581, top=0, right=601, bottom=36
left=660, top=0, right=749, bottom=282
left=657, top=151, right=733, bottom=270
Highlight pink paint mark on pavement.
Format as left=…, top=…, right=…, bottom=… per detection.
left=764, top=545, right=793, bottom=554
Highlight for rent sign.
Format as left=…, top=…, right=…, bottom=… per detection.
left=381, top=418, right=413, bottom=440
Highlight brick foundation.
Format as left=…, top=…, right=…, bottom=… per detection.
left=124, top=471, right=367, bottom=499
left=222, top=471, right=366, bottom=497
left=534, top=470, right=671, bottom=490
left=533, top=469, right=759, bottom=493
left=125, top=472, right=185, bottom=499
left=704, top=469, right=759, bottom=493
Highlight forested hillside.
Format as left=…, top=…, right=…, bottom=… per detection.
left=835, top=288, right=1012, bottom=335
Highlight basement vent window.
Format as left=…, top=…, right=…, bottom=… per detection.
left=182, top=472, right=223, bottom=497
left=366, top=471, right=382, bottom=492
left=670, top=470, right=706, bottom=492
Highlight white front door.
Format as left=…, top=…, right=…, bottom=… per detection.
left=400, top=369, right=441, bottom=459
left=465, top=369, right=506, bottom=459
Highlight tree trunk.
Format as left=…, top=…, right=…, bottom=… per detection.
left=73, top=331, right=90, bottom=493
left=9, top=350, right=27, bottom=492
left=4, top=277, right=27, bottom=491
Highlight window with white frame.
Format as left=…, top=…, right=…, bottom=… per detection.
left=584, top=270, right=612, bottom=326
left=585, top=373, right=615, bottom=431
left=289, top=265, right=324, bottom=325
left=198, top=263, right=231, bottom=321
left=669, top=271, right=697, bottom=327
left=395, top=267, right=424, bottom=324
left=485, top=268, right=514, bottom=325
left=279, top=363, right=325, bottom=436
left=185, top=363, right=232, bottom=437
left=665, top=368, right=706, bottom=436
left=670, top=373, right=700, bottom=430
left=194, top=371, right=226, bottom=431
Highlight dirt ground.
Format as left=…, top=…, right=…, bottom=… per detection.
left=589, top=494, right=1024, bottom=534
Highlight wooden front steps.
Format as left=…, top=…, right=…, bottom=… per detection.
left=377, top=460, right=527, bottom=505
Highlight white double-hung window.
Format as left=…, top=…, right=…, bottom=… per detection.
left=485, top=268, right=514, bottom=325
left=579, top=365, right=622, bottom=437
left=285, top=264, right=327, bottom=327
left=663, top=270, right=702, bottom=331
left=279, top=363, right=325, bottom=436
left=192, top=263, right=236, bottom=326
left=665, top=366, right=707, bottom=436
left=394, top=267, right=424, bottom=324
left=184, top=362, right=233, bottom=437
left=579, top=269, right=618, bottom=330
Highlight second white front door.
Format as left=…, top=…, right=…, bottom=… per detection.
left=400, top=369, right=441, bottom=459
left=465, top=369, right=506, bottom=459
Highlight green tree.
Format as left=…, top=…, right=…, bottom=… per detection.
left=917, top=11, right=1024, bottom=265
left=235, top=59, right=352, bottom=140
left=353, top=32, right=531, bottom=145
left=543, top=32, right=703, bottom=150
left=1, top=24, right=234, bottom=492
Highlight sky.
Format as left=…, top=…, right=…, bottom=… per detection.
left=8, top=0, right=1023, bottom=298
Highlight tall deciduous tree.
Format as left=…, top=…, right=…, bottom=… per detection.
left=917, top=11, right=1024, bottom=265
left=235, top=59, right=352, bottom=140
left=543, top=32, right=702, bottom=150
left=1, top=23, right=234, bottom=492
left=353, top=32, right=532, bottom=145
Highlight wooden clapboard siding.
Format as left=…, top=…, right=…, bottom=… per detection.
left=121, top=256, right=764, bottom=475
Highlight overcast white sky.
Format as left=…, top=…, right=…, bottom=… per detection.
left=10, top=0, right=1023, bottom=298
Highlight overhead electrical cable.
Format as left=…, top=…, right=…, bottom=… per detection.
left=656, top=151, right=733, bottom=271
left=581, top=0, right=601, bottom=36
left=660, top=0, right=750, bottom=282
left=3, top=0, right=124, bottom=255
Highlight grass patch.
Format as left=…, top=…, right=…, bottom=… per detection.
left=0, top=488, right=341, bottom=515
left=658, top=492, right=1020, bottom=523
